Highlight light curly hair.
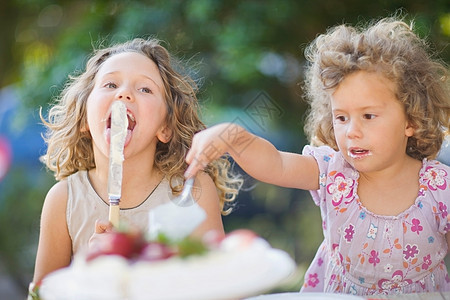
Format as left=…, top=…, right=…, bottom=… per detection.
left=40, top=38, right=242, bottom=215
left=303, top=17, right=450, bottom=160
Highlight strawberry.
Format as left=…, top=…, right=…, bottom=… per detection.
left=220, top=229, right=260, bottom=251
left=202, top=230, right=225, bottom=249
left=138, top=242, right=176, bottom=262
left=87, top=230, right=146, bottom=261
left=225, top=229, right=258, bottom=241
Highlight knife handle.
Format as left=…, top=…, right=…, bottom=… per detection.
left=109, top=204, right=120, bottom=228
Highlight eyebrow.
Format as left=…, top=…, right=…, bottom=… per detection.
left=141, top=74, right=162, bottom=90
left=332, top=104, right=385, bottom=112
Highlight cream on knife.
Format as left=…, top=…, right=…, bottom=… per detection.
left=108, top=101, right=128, bottom=227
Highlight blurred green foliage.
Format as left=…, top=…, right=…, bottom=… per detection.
left=0, top=167, right=53, bottom=288
left=0, top=0, right=449, bottom=294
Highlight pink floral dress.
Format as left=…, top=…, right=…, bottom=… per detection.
left=300, top=145, right=450, bottom=296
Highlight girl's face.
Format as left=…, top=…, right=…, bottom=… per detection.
left=86, top=52, right=171, bottom=162
left=331, top=71, right=415, bottom=174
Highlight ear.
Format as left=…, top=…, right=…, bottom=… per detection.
left=405, top=121, right=415, bottom=137
left=157, top=125, right=172, bottom=143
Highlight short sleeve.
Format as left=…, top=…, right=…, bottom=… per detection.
left=420, top=160, right=450, bottom=234
left=302, top=145, right=343, bottom=206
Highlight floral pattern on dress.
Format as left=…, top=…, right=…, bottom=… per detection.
left=422, top=166, right=448, bottom=191
left=403, top=244, right=419, bottom=260
left=306, top=273, right=320, bottom=288
left=344, top=224, right=355, bottom=243
left=410, top=219, right=423, bottom=235
left=326, top=172, right=355, bottom=207
left=378, top=270, right=413, bottom=291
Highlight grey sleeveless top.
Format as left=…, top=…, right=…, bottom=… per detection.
left=66, top=170, right=172, bottom=254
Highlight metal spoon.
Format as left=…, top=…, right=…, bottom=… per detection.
left=172, top=177, right=195, bottom=207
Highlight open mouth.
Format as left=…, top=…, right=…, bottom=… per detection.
left=105, top=109, right=136, bottom=147
left=106, top=110, right=136, bottom=131
left=348, top=148, right=372, bottom=159
left=126, top=111, right=136, bottom=130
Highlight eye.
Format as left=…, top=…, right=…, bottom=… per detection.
left=140, top=87, right=152, bottom=94
left=334, top=115, right=347, bottom=122
left=104, top=82, right=117, bottom=89
left=363, top=114, right=376, bottom=120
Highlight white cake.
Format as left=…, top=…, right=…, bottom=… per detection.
left=39, top=230, right=296, bottom=300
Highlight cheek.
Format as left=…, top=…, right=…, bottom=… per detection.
left=86, top=94, right=107, bottom=121
left=333, top=126, right=350, bottom=149
left=332, top=124, right=345, bottom=139
left=85, top=104, right=105, bottom=135
left=85, top=106, right=95, bottom=129
left=85, top=96, right=95, bottom=120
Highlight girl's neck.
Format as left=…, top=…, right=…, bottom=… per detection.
left=357, top=156, right=422, bottom=216
left=358, top=155, right=422, bottom=185
left=88, top=151, right=164, bottom=208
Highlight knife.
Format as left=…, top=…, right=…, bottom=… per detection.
left=108, top=101, right=128, bottom=227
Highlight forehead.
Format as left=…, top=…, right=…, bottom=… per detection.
left=332, top=71, right=398, bottom=106
left=97, top=52, right=164, bottom=87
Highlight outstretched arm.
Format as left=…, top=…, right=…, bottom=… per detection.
left=33, top=180, right=72, bottom=283
left=185, top=123, right=319, bottom=190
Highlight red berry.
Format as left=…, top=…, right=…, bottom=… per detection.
left=138, top=242, right=176, bottom=262
left=202, top=230, right=225, bottom=249
left=87, top=231, right=145, bottom=261
left=220, top=229, right=259, bottom=250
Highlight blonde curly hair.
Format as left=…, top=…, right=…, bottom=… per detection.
left=40, top=38, right=242, bottom=215
left=303, top=17, right=450, bottom=160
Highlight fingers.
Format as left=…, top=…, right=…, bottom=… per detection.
left=90, top=220, right=112, bottom=249
left=184, top=139, right=208, bottom=178
left=185, top=143, right=222, bottom=178
left=185, top=146, right=209, bottom=178
left=185, top=124, right=234, bottom=178
left=184, top=160, right=203, bottom=179
left=94, top=219, right=112, bottom=234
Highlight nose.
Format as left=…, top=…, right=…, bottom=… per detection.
left=346, top=119, right=362, bottom=139
left=116, top=87, right=133, bottom=101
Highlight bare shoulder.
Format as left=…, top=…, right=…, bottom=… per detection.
left=193, top=171, right=219, bottom=202
left=195, top=171, right=215, bottom=186
left=191, top=171, right=224, bottom=237
left=47, top=179, right=68, bottom=197
left=42, top=179, right=69, bottom=216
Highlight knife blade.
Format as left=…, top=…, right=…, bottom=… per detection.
left=108, top=101, right=128, bottom=227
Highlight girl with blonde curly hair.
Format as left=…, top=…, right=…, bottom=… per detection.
left=32, top=38, right=242, bottom=284
left=185, top=17, right=450, bottom=295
